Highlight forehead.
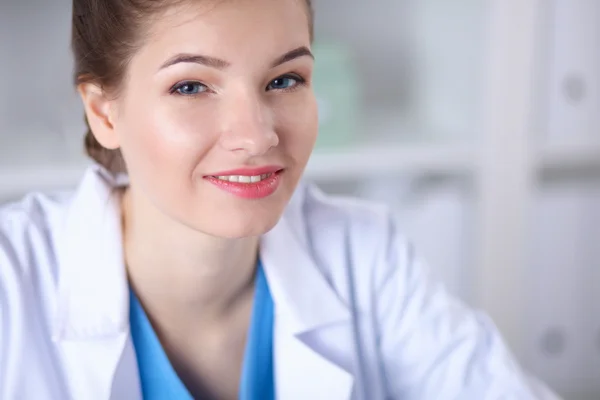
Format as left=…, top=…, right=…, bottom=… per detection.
left=137, top=0, right=311, bottom=67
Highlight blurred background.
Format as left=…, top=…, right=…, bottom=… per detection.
left=1, top=0, right=599, bottom=398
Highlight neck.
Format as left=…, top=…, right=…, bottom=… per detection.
left=122, top=187, right=259, bottom=323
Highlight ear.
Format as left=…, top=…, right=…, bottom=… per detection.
left=78, top=83, right=120, bottom=149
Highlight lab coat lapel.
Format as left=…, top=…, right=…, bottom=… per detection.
left=53, top=167, right=141, bottom=400
left=273, top=326, right=355, bottom=399
left=261, top=191, right=355, bottom=399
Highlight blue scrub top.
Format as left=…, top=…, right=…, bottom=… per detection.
left=129, top=261, right=275, bottom=400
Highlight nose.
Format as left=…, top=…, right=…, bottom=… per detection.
left=218, top=90, right=279, bottom=157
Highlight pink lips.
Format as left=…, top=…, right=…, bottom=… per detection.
left=203, top=166, right=284, bottom=199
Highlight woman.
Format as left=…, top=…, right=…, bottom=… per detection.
left=0, top=0, right=560, bottom=399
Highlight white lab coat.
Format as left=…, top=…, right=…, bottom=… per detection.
left=0, top=166, right=560, bottom=400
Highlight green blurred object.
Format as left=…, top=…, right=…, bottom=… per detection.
left=311, top=41, right=361, bottom=149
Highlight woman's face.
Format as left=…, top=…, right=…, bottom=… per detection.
left=111, top=0, right=317, bottom=238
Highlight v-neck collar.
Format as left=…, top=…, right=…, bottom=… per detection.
left=129, top=260, right=275, bottom=400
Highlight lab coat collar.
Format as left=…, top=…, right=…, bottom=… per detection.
left=260, top=194, right=352, bottom=334
left=53, top=165, right=351, bottom=338
left=260, top=201, right=355, bottom=399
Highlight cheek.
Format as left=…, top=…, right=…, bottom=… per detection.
left=117, top=97, right=218, bottom=177
left=274, top=94, right=318, bottom=158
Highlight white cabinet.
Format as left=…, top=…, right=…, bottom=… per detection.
left=544, top=0, right=600, bottom=143
left=526, top=181, right=600, bottom=399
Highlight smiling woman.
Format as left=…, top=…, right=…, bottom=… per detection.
left=75, top=0, right=317, bottom=240
left=0, top=0, right=561, bottom=399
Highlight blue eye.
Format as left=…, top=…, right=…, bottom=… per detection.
left=267, top=75, right=304, bottom=91
left=172, top=82, right=207, bottom=96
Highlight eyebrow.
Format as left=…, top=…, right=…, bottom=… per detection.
left=158, top=46, right=314, bottom=71
left=271, top=46, right=314, bottom=68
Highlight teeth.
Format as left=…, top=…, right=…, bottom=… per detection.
left=215, top=174, right=271, bottom=183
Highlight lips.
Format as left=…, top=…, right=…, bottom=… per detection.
left=203, top=166, right=284, bottom=199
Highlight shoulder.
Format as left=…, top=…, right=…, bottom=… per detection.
left=298, top=182, right=400, bottom=242
left=291, top=185, right=562, bottom=399
left=0, top=191, right=72, bottom=323
left=0, top=192, right=75, bottom=395
left=0, top=191, right=70, bottom=268
left=294, top=183, right=410, bottom=295
left=302, top=184, right=394, bottom=233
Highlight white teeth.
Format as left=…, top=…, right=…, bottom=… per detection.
left=215, top=174, right=271, bottom=183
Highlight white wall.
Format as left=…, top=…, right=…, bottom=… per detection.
left=0, top=0, right=86, bottom=171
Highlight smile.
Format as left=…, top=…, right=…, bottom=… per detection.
left=204, top=168, right=283, bottom=199
left=212, top=173, right=273, bottom=183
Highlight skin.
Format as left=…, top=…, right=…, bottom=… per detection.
left=78, top=0, right=317, bottom=398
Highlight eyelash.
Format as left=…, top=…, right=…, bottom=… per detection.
left=169, top=73, right=307, bottom=97
left=169, top=81, right=209, bottom=96
left=267, top=73, right=307, bottom=92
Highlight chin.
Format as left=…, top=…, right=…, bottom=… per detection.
left=199, top=210, right=282, bottom=239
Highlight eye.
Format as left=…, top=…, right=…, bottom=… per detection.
left=267, top=74, right=305, bottom=91
left=170, top=81, right=208, bottom=96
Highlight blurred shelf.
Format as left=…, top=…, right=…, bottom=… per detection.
left=0, top=132, right=88, bottom=199
left=305, top=142, right=476, bottom=181
left=0, top=163, right=89, bottom=199
left=539, top=140, right=600, bottom=173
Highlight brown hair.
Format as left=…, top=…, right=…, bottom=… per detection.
left=72, top=0, right=314, bottom=174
